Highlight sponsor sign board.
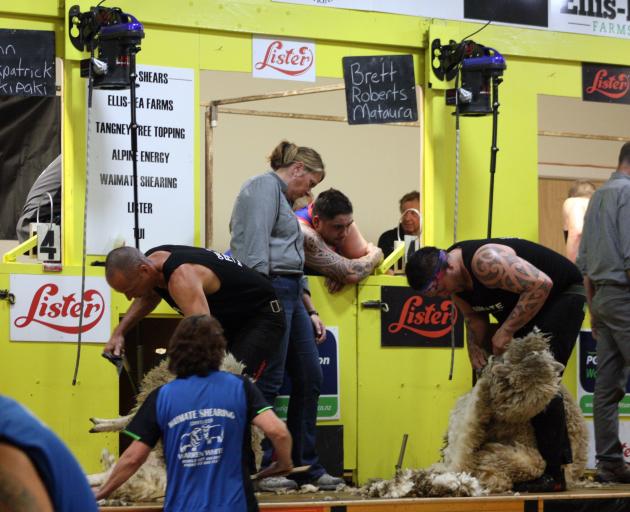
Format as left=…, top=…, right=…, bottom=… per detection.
left=274, top=0, right=630, bottom=41
left=582, top=62, right=630, bottom=104
left=10, top=274, right=111, bottom=343
left=380, top=286, right=464, bottom=348
left=252, top=36, right=315, bottom=82
left=275, top=327, right=340, bottom=420
left=86, top=65, right=194, bottom=254
left=578, top=330, right=630, bottom=416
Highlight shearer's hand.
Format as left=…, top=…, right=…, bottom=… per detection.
left=467, top=342, right=488, bottom=370
left=103, top=332, right=125, bottom=357
left=491, top=329, right=512, bottom=356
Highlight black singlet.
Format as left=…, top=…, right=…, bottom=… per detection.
left=448, top=238, right=583, bottom=323
left=146, top=245, right=276, bottom=332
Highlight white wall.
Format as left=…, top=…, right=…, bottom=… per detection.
left=200, top=71, right=421, bottom=251
left=538, top=95, right=630, bottom=179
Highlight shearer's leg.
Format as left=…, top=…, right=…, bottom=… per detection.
left=514, top=292, right=585, bottom=492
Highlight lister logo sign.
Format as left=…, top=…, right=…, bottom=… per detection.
left=583, top=63, right=630, bottom=104
left=10, top=275, right=111, bottom=343
left=380, top=286, right=464, bottom=348
left=253, top=36, right=315, bottom=82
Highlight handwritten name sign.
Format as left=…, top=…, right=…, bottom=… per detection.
left=0, top=29, right=55, bottom=97
left=342, top=54, right=418, bottom=125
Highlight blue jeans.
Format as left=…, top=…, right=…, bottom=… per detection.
left=266, top=275, right=324, bottom=480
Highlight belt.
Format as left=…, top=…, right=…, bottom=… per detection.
left=270, top=273, right=302, bottom=280
left=562, top=283, right=586, bottom=296
left=268, top=299, right=282, bottom=313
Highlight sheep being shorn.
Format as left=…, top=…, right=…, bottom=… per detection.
left=363, top=330, right=588, bottom=498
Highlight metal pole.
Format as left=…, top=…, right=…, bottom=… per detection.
left=486, top=75, right=502, bottom=239
left=129, top=47, right=141, bottom=249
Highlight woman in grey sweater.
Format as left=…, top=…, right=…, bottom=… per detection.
left=230, top=141, right=343, bottom=491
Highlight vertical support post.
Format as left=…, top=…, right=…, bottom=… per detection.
left=205, top=104, right=217, bottom=247
left=129, top=48, right=141, bottom=249
left=486, top=75, right=502, bottom=239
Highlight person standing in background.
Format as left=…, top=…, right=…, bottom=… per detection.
left=576, top=143, right=630, bottom=483
left=230, top=140, right=343, bottom=491
left=562, top=180, right=595, bottom=263
left=378, top=191, right=421, bottom=258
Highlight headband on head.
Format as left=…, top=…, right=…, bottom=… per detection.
left=417, top=249, right=448, bottom=293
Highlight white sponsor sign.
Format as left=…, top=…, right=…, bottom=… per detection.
left=550, top=0, right=630, bottom=40
left=274, top=0, right=630, bottom=41
left=271, top=0, right=463, bottom=19
left=10, top=274, right=111, bottom=343
left=253, top=36, right=316, bottom=82
left=86, top=65, right=194, bottom=254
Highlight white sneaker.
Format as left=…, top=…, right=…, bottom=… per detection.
left=310, top=473, right=344, bottom=490
left=257, top=476, right=298, bottom=491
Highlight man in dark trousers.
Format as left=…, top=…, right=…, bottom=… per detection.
left=577, top=142, right=630, bottom=483
left=104, top=245, right=285, bottom=405
left=406, top=238, right=586, bottom=492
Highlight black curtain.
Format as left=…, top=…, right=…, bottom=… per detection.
left=0, top=95, right=61, bottom=239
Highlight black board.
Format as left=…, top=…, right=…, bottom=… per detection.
left=0, top=29, right=55, bottom=97
left=342, top=54, right=418, bottom=125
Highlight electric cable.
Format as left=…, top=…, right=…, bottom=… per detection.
left=445, top=20, right=492, bottom=381
left=72, top=44, right=96, bottom=386
left=459, top=20, right=492, bottom=45
left=448, top=68, right=462, bottom=382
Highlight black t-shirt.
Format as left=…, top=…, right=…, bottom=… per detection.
left=145, top=245, right=277, bottom=332
left=449, top=238, right=583, bottom=324
left=377, top=225, right=402, bottom=258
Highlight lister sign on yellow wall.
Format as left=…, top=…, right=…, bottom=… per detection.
left=9, top=274, right=111, bottom=342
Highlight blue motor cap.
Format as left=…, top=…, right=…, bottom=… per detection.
left=99, top=13, right=144, bottom=41
left=462, top=48, right=506, bottom=72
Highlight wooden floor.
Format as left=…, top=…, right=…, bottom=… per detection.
left=100, top=485, right=630, bottom=511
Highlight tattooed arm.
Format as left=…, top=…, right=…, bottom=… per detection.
left=471, top=244, right=552, bottom=355
left=453, top=295, right=491, bottom=369
left=302, top=225, right=383, bottom=288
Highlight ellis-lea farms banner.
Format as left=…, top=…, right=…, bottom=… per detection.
left=273, top=0, right=630, bottom=41
left=86, top=65, right=194, bottom=254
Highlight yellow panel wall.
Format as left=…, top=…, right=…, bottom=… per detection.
left=356, top=275, right=471, bottom=483
left=309, top=276, right=359, bottom=471
left=2, top=0, right=629, bottom=477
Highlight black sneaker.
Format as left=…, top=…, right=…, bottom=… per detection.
left=513, top=472, right=566, bottom=493
left=595, top=462, right=630, bottom=483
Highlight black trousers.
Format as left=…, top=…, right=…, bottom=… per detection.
left=514, top=292, right=586, bottom=467
left=225, top=308, right=286, bottom=404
